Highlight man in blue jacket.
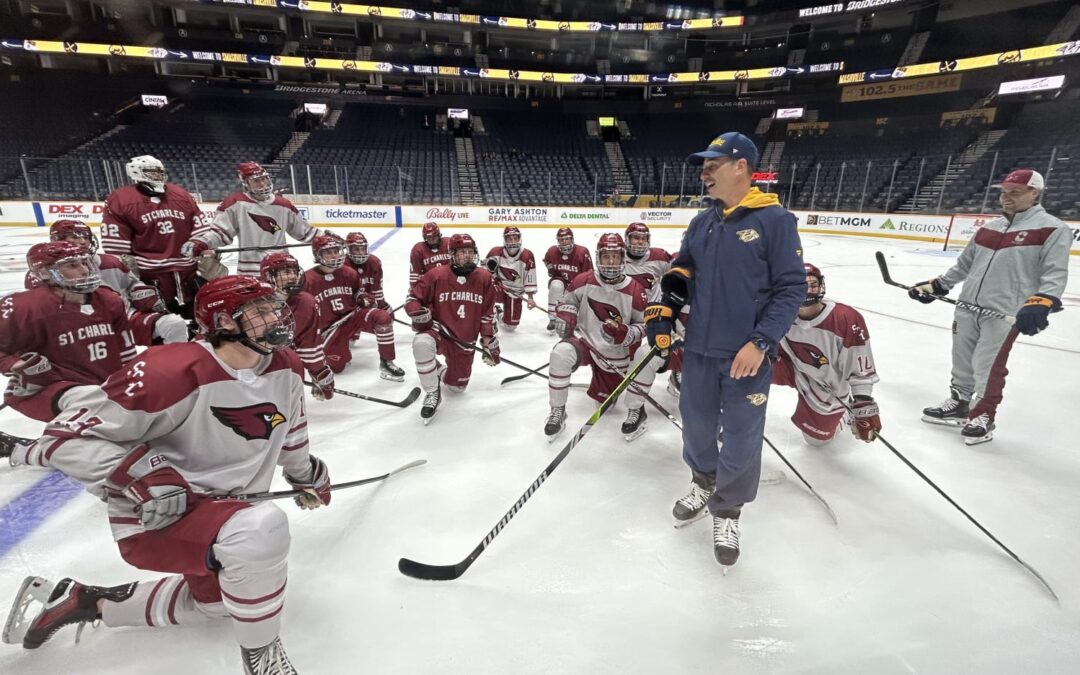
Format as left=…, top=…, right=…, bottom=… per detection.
left=645, top=132, right=805, bottom=569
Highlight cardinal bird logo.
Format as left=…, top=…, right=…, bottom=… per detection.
left=498, top=265, right=520, bottom=282
left=787, top=339, right=830, bottom=369
left=211, top=403, right=287, bottom=441
left=587, top=297, right=623, bottom=324
left=249, top=213, right=281, bottom=234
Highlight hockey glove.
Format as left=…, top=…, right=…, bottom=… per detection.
left=106, top=445, right=194, bottom=531
left=481, top=335, right=501, bottom=366
left=908, top=278, right=948, bottom=304
left=485, top=257, right=499, bottom=273
left=284, top=456, right=332, bottom=510
left=553, top=306, right=577, bottom=339
left=659, top=266, right=692, bottom=308
left=180, top=240, right=209, bottom=258
left=119, top=254, right=141, bottom=277
left=354, top=291, right=377, bottom=309
left=8, top=353, right=59, bottom=390
left=850, top=396, right=881, bottom=443
left=310, top=366, right=335, bottom=401
left=409, top=306, right=433, bottom=333
left=601, top=319, right=630, bottom=346
left=196, top=253, right=228, bottom=281
left=643, top=304, right=675, bottom=356
left=1015, top=294, right=1061, bottom=336
left=129, top=283, right=168, bottom=314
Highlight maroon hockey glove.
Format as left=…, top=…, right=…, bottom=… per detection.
left=106, top=445, right=194, bottom=530
left=129, top=283, right=167, bottom=314
left=409, top=306, right=433, bottom=333
left=601, top=319, right=630, bottom=345
left=284, top=456, right=331, bottom=510
left=481, top=335, right=501, bottom=366
left=8, top=353, right=60, bottom=389
left=310, top=366, right=335, bottom=401
left=553, top=307, right=577, bottom=339
left=180, top=240, right=210, bottom=258
left=850, top=397, right=881, bottom=443
left=355, top=291, right=377, bottom=309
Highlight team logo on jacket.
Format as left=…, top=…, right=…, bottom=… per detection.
left=249, top=213, right=281, bottom=234
left=736, top=228, right=760, bottom=243
left=211, top=403, right=287, bottom=440
left=787, top=339, right=829, bottom=368
left=746, top=393, right=768, bottom=406
left=587, top=297, right=624, bottom=324
left=499, top=265, right=520, bottom=281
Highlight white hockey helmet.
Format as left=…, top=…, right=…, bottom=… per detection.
left=126, top=155, right=168, bottom=194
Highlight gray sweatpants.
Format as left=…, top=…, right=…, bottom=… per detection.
left=950, top=310, right=1020, bottom=420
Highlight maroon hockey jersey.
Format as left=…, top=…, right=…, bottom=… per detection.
left=100, top=183, right=205, bottom=276
left=303, top=266, right=361, bottom=332
left=405, top=265, right=496, bottom=343
left=409, top=238, right=451, bottom=286
left=286, top=290, right=328, bottom=376
left=346, top=254, right=388, bottom=307
left=543, top=244, right=594, bottom=285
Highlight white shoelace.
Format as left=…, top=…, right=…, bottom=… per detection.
left=713, top=517, right=740, bottom=550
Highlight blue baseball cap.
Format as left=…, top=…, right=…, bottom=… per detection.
left=687, top=131, right=759, bottom=168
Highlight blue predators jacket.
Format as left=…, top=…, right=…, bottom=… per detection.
left=674, top=188, right=806, bottom=359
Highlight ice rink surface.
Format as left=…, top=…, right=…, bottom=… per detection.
left=1, top=225, right=1078, bottom=674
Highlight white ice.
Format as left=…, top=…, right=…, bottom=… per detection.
left=1, top=226, right=1078, bottom=674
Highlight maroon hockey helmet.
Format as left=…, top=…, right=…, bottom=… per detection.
left=503, top=226, right=522, bottom=255
left=195, top=275, right=294, bottom=354
left=260, top=252, right=304, bottom=296
left=26, top=241, right=100, bottom=293
left=49, top=219, right=98, bottom=254
left=803, top=262, right=825, bottom=307
left=595, top=232, right=626, bottom=284
left=311, top=232, right=346, bottom=270
left=422, top=221, right=441, bottom=246
left=238, top=161, right=274, bottom=201
left=625, top=222, right=650, bottom=259
left=556, top=227, right=574, bottom=254
left=449, top=233, right=479, bottom=276
left=345, top=231, right=369, bottom=266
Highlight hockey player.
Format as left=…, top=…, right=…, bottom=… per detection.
left=485, top=226, right=538, bottom=331
left=1, top=242, right=136, bottom=423
left=183, top=162, right=321, bottom=276
left=623, top=221, right=683, bottom=395
left=100, top=155, right=206, bottom=317
left=405, top=233, right=499, bottom=422
left=545, top=232, right=660, bottom=442
left=303, top=233, right=404, bottom=380
left=772, top=263, right=881, bottom=445
left=39, top=219, right=188, bottom=346
left=2, top=275, right=328, bottom=674
left=344, top=231, right=393, bottom=313
left=542, top=227, right=593, bottom=332
left=910, top=169, right=1071, bottom=445
left=261, top=252, right=335, bottom=401
left=408, top=221, right=451, bottom=288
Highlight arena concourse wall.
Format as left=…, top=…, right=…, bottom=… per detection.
left=1, top=201, right=1077, bottom=254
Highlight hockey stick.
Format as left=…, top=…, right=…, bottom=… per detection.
left=575, top=335, right=681, bottom=426
left=398, top=346, right=661, bottom=581
left=761, top=436, right=838, bottom=525
left=500, top=362, right=549, bottom=385
left=392, top=317, right=549, bottom=379
left=832, top=394, right=1058, bottom=602
left=874, top=251, right=1016, bottom=324
left=216, top=242, right=313, bottom=254
left=303, top=382, right=422, bottom=408
left=218, top=459, right=427, bottom=503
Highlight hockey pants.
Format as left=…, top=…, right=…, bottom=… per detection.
left=950, top=310, right=1020, bottom=421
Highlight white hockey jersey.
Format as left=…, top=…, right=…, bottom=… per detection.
left=559, top=271, right=648, bottom=369
left=624, top=247, right=671, bottom=302
left=778, top=299, right=879, bottom=414
left=24, top=341, right=312, bottom=541
left=193, top=192, right=318, bottom=275
left=485, top=246, right=537, bottom=297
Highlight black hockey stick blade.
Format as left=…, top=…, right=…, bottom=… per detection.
left=304, top=383, right=422, bottom=408
left=500, top=362, right=550, bottom=385
left=874, top=251, right=903, bottom=288
left=762, top=436, right=838, bottom=525
left=226, top=459, right=427, bottom=503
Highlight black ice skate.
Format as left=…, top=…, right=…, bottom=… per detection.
left=921, top=388, right=970, bottom=426
left=544, top=406, right=566, bottom=441
left=672, top=469, right=714, bottom=528
left=0, top=431, right=33, bottom=461
left=379, top=359, right=406, bottom=382
left=666, top=371, right=681, bottom=398
left=961, top=413, right=995, bottom=445
left=420, top=387, right=442, bottom=424
left=241, top=636, right=298, bottom=675
left=4, top=576, right=134, bottom=649
left=713, top=510, right=741, bottom=571
left=621, top=406, right=647, bottom=442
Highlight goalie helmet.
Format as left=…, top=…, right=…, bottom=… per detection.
left=195, top=275, right=294, bottom=355
left=624, top=222, right=650, bottom=259
left=422, top=222, right=441, bottom=247
left=26, top=241, right=100, bottom=293
left=804, top=263, right=826, bottom=307
left=449, top=233, right=479, bottom=276
left=49, top=219, right=98, bottom=255
left=238, top=161, right=274, bottom=202
left=311, top=233, right=346, bottom=270
left=345, top=231, right=369, bottom=266
left=502, top=226, right=522, bottom=256
left=260, top=252, right=304, bottom=297
left=556, top=227, right=574, bottom=255
left=126, top=155, right=167, bottom=195
left=595, top=232, right=626, bottom=284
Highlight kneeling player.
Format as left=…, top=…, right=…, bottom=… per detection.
left=545, top=233, right=660, bottom=442
left=485, top=226, right=538, bottom=330
left=2, top=276, right=329, bottom=675
left=406, top=234, right=499, bottom=422
left=772, top=263, right=882, bottom=445
left=542, top=227, right=593, bottom=332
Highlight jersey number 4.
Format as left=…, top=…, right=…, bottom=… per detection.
left=456, top=305, right=466, bottom=319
